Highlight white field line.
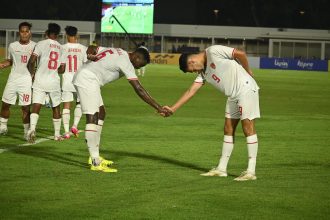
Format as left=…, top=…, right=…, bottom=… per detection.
left=0, top=130, right=83, bottom=154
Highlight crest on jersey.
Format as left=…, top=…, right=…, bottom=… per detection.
left=210, top=63, right=216, bottom=69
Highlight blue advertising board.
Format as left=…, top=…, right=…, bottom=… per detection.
left=260, top=57, right=328, bottom=71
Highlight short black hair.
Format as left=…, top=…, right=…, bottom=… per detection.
left=179, top=53, right=192, bottom=73
left=65, top=26, right=78, bottom=36
left=47, top=23, right=61, bottom=36
left=19, top=22, right=32, bottom=30
left=135, top=47, right=150, bottom=64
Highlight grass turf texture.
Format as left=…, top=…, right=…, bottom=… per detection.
left=0, top=65, right=329, bottom=219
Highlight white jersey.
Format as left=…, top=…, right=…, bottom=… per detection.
left=62, top=43, right=87, bottom=92
left=73, top=47, right=137, bottom=88
left=32, top=39, right=65, bottom=92
left=7, top=41, right=36, bottom=84
left=195, top=45, right=259, bottom=98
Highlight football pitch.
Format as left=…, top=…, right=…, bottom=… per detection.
left=0, top=64, right=329, bottom=219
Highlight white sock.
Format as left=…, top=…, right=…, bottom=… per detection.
left=0, top=117, right=8, bottom=130
left=73, top=104, right=82, bottom=128
left=23, top=123, right=30, bottom=135
left=85, top=124, right=100, bottom=165
left=246, top=134, right=258, bottom=174
left=53, top=118, right=62, bottom=137
left=96, top=120, right=104, bottom=148
left=30, top=113, right=39, bottom=131
left=62, top=109, right=70, bottom=133
left=217, top=135, right=234, bottom=172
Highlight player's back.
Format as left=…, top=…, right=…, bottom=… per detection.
left=32, top=39, right=64, bottom=92
left=83, top=47, right=134, bottom=86
left=62, top=43, right=87, bottom=74
left=8, top=41, right=36, bottom=82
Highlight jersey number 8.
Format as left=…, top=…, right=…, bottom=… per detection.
left=48, top=51, right=59, bottom=70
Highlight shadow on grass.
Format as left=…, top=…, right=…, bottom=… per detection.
left=105, top=149, right=207, bottom=172
left=12, top=145, right=87, bottom=168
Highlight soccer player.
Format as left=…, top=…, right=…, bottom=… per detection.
left=61, top=26, right=87, bottom=139
left=0, top=22, right=36, bottom=139
left=26, top=23, right=66, bottom=143
left=164, top=45, right=260, bottom=181
left=73, top=46, right=172, bottom=172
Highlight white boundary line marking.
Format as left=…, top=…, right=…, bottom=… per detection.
left=0, top=130, right=83, bottom=154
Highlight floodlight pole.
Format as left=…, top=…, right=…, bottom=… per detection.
left=110, top=15, right=138, bottom=48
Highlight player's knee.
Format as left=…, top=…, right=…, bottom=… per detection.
left=224, top=124, right=235, bottom=135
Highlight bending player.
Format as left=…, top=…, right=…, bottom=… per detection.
left=164, top=45, right=260, bottom=181
left=61, top=26, right=87, bottom=139
left=27, top=23, right=66, bottom=143
left=73, top=46, right=172, bottom=172
left=0, top=22, right=36, bottom=139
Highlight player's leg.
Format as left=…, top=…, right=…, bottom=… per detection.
left=61, top=91, right=73, bottom=139
left=71, top=93, right=82, bottom=137
left=96, top=104, right=106, bottom=148
left=76, top=85, right=116, bottom=172
left=50, top=90, right=63, bottom=141
left=0, top=102, right=11, bottom=134
left=201, top=98, right=240, bottom=177
left=27, top=102, right=42, bottom=143
left=21, top=105, right=30, bottom=140
left=17, top=87, right=32, bottom=139
left=234, top=89, right=260, bottom=181
left=0, top=82, right=17, bottom=134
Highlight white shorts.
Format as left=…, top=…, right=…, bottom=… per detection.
left=225, top=89, right=260, bottom=120
left=75, top=86, right=104, bottom=115
left=2, top=81, right=32, bottom=106
left=32, top=88, right=61, bottom=107
left=61, top=91, right=80, bottom=103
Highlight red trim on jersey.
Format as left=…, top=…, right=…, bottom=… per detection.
left=223, top=141, right=234, bottom=144
left=128, top=78, right=138, bottom=81
left=247, top=141, right=258, bottom=144
left=231, top=48, right=236, bottom=59
left=85, top=130, right=97, bottom=132
left=194, top=81, right=204, bottom=84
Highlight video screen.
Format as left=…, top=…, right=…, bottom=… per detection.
left=101, top=0, right=154, bottom=34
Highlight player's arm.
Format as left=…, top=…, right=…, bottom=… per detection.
left=27, top=54, right=38, bottom=80
left=165, top=82, right=203, bottom=113
left=57, top=64, right=65, bottom=74
left=0, top=59, right=12, bottom=69
left=128, top=79, right=172, bottom=116
left=233, top=49, right=253, bottom=77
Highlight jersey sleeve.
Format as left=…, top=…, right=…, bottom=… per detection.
left=32, top=42, right=43, bottom=57
left=208, top=45, right=235, bottom=60
left=82, top=45, right=88, bottom=63
left=60, top=46, right=67, bottom=65
left=7, top=43, right=13, bottom=60
left=119, top=56, right=138, bottom=80
left=194, top=74, right=205, bottom=84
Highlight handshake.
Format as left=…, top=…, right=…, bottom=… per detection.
left=157, top=106, right=174, bottom=117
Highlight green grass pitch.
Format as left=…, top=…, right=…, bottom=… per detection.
left=0, top=64, right=329, bottom=219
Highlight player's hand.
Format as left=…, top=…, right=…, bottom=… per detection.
left=158, top=106, right=173, bottom=117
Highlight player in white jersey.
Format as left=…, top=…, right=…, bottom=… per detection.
left=61, top=26, right=87, bottom=139
left=163, top=45, right=260, bottom=181
left=73, top=46, right=172, bottom=172
left=0, top=22, right=36, bottom=139
left=26, top=23, right=66, bottom=143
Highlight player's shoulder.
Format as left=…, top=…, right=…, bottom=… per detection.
left=29, top=40, right=37, bottom=47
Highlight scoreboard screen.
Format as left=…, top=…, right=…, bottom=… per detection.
left=101, top=0, right=154, bottom=34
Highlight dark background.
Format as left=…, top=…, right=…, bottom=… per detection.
left=1, top=0, right=329, bottom=29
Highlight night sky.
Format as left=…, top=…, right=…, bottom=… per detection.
left=1, top=0, right=329, bottom=29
